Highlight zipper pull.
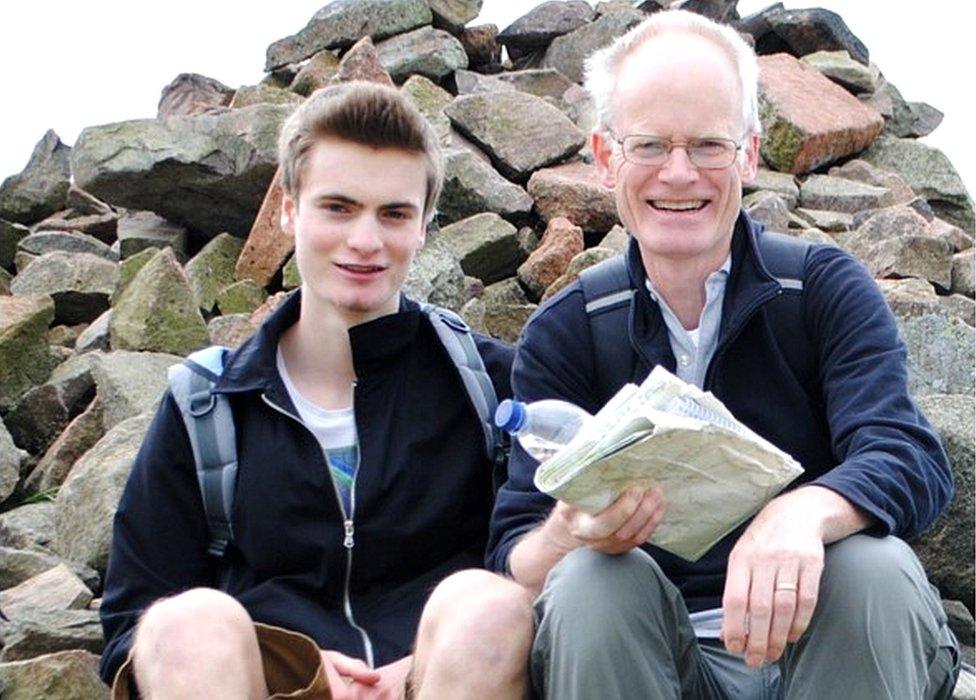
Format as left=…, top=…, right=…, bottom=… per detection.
left=343, top=519, right=355, bottom=549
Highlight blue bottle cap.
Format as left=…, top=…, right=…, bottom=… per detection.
left=495, top=399, right=526, bottom=432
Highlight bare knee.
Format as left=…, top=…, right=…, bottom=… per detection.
left=134, top=588, right=258, bottom=674
left=417, top=570, right=533, bottom=678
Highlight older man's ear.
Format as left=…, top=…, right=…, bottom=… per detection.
left=592, top=130, right=618, bottom=189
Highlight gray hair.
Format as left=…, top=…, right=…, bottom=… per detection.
left=583, top=10, right=760, bottom=136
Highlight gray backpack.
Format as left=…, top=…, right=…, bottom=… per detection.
left=167, top=304, right=505, bottom=558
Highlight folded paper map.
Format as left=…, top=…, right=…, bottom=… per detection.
left=534, top=366, right=804, bottom=561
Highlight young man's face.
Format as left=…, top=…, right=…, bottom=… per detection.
left=594, top=33, right=759, bottom=273
left=281, top=136, right=429, bottom=327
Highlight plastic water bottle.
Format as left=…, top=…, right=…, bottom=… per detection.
left=495, top=398, right=593, bottom=463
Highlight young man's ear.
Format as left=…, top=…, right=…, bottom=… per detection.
left=280, top=189, right=296, bottom=238
left=592, top=129, right=617, bottom=189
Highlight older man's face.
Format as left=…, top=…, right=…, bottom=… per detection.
left=594, top=33, right=759, bottom=272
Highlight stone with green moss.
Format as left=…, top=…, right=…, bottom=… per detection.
left=109, top=248, right=209, bottom=355
left=230, top=84, right=304, bottom=109
left=281, top=254, right=302, bottom=290
left=217, top=280, right=268, bottom=316
left=0, top=295, right=56, bottom=412
left=184, top=234, right=245, bottom=312
left=111, top=247, right=158, bottom=306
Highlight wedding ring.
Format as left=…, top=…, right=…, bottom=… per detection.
left=775, top=581, right=798, bottom=592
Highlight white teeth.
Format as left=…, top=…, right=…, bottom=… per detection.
left=651, top=200, right=706, bottom=211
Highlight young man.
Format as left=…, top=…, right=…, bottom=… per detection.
left=101, top=82, right=532, bottom=699
left=488, top=10, right=960, bottom=699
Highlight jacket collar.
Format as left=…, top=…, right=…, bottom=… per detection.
left=623, top=210, right=783, bottom=372
left=215, top=290, right=424, bottom=396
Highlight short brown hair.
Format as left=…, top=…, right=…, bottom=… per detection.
left=277, top=81, right=444, bottom=220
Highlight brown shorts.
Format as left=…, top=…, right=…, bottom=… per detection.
left=111, top=622, right=331, bottom=699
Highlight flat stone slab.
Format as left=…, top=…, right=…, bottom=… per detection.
left=10, top=252, right=117, bottom=325
left=265, top=0, right=432, bottom=70
left=440, top=213, right=524, bottom=285
left=498, top=1, right=594, bottom=55
left=758, top=53, right=884, bottom=174
left=798, top=174, right=889, bottom=214
left=445, top=92, right=585, bottom=182
left=376, top=26, right=468, bottom=83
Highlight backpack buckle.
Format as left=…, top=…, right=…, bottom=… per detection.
left=188, top=389, right=217, bottom=417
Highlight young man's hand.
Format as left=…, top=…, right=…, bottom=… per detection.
left=322, top=651, right=412, bottom=700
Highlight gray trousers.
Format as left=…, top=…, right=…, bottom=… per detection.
left=531, top=535, right=959, bottom=699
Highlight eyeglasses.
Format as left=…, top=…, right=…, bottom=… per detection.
left=611, top=134, right=743, bottom=169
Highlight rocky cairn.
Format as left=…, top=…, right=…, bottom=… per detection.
left=0, top=1, right=973, bottom=696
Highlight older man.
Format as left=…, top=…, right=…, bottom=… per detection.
left=488, top=10, right=959, bottom=699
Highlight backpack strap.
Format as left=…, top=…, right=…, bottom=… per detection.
left=167, top=345, right=238, bottom=558
left=421, top=304, right=506, bottom=473
left=579, top=255, right=637, bottom=398
left=578, top=232, right=814, bottom=396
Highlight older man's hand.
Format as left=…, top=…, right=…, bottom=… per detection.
left=548, top=486, right=666, bottom=555
left=720, top=485, right=871, bottom=667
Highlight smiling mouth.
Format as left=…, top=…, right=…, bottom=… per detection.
left=649, top=200, right=708, bottom=212
left=336, top=263, right=386, bottom=273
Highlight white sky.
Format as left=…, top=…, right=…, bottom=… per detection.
left=1, top=1, right=972, bottom=202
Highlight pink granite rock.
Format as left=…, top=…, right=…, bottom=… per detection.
left=758, top=53, right=884, bottom=174
left=527, top=161, right=619, bottom=234
left=517, top=217, right=584, bottom=299
left=234, top=170, right=291, bottom=288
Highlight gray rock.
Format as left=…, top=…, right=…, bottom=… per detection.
left=952, top=249, right=975, bottom=298
left=861, top=136, right=975, bottom=234
left=445, top=92, right=585, bottom=182
left=440, top=149, right=534, bottom=224
left=454, top=69, right=514, bottom=95
left=330, top=35, right=396, bottom=87
left=401, top=75, right=454, bottom=144
left=875, top=80, right=945, bottom=139
left=0, top=131, right=71, bottom=226
left=481, top=278, right=536, bottom=342
left=73, top=310, right=110, bottom=355
left=944, top=600, right=975, bottom=646
left=0, top=265, right=10, bottom=295
left=845, top=207, right=953, bottom=290
left=0, top=502, right=54, bottom=552
left=743, top=192, right=791, bottom=232
left=495, top=68, right=575, bottom=102
left=941, top=295, right=976, bottom=328
left=0, top=608, right=103, bottom=661
left=913, top=395, right=974, bottom=612
left=109, top=247, right=209, bottom=355
left=0, top=419, right=26, bottom=503
left=429, top=0, right=482, bottom=33
left=402, top=233, right=467, bottom=310
left=0, top=649, right=108, bottom=700
left=90, top=351, right=181, bottom=431
left=542, top=9, right=644, bottom=84
left=10, top=252, right=117, bottom=325
left=72, top=104, right=292, bottom=239
left=117, top=210, right=188, bottom=261
left=185, top=233, right=245, bottom=313
left=1, top=220, right=30, bottom=272
left=827, top=158, right=916, bottom=208
left=376, top=26, right=468, bottom=82
left=157, top=73, right=234, bottom=118
left=543, top=246, right=618, bottom=300
left=668, top=0, right=738, bottom=22
left=26, top=397, right=105, bottom=493
left=498, top=1, right=595, bottom=55
left=880, top=278, right=950, bottom=325
left=265, top=0, right=433, bottom=70
left=290, top=50, right=341, bottom=97
left=33, top=209, right=119, bottom=246
left=599, top=225, right=630, bottom=254
left=16, top=231, right=117, bottom=263
left=440, top=213, right=525, bottom=284
left=0, top=564, right=92, bottom=619
left=0, top=295, right=55, bottom=412
left=0, top=547, right=98, bottom=592
left=798, top=175, right=889, bottom=215
left=793, top=208, right=853, bottom=233
left=52, top=412, right=155, bottom=571
left=757, top=7, right=869, bottom=65
left=800, top=50, right=878, bottom=93
left=898, top=314, right=975, bottom=396
left=112, top=246, right=159, bottom=304
left=230, top=84, right=304, bottom=110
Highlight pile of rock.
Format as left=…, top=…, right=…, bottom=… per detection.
left=0, top=1, right=972, bottom=695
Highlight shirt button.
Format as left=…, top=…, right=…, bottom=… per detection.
left=679, top=354, right=691, bottom=366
